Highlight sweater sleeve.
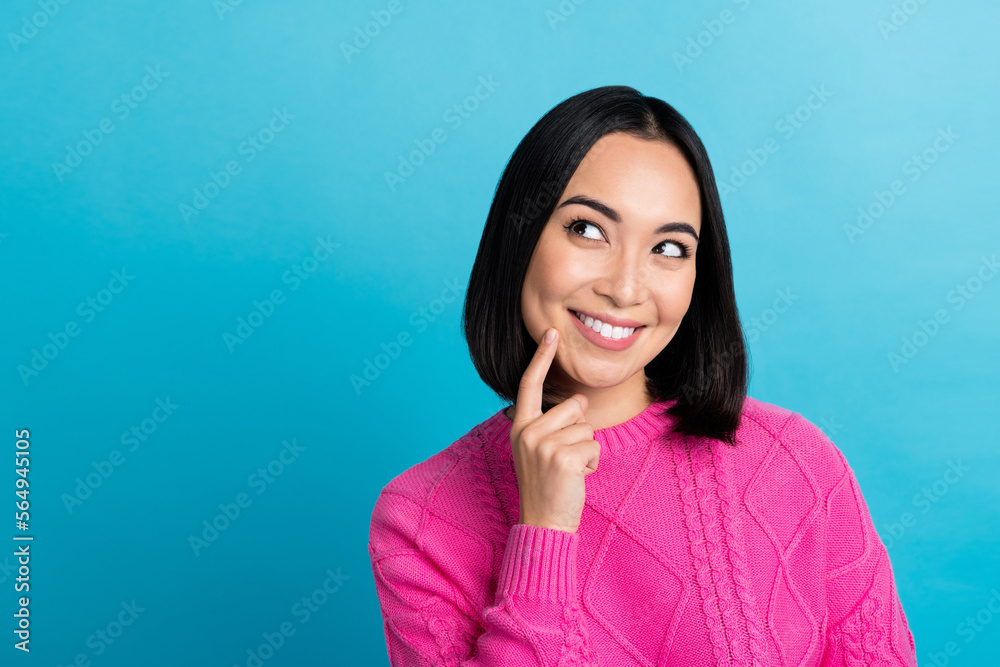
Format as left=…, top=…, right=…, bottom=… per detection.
left=820, top=453, right=917, bottom=666
left=369, top=492, right=599, bottom=666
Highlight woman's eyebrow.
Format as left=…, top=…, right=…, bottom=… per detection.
left=557, top=194, right=699, bottom=241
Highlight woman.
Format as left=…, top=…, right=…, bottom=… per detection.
left=368, top=85, right=917, bottom=666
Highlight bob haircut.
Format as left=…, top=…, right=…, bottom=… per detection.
left=462, top=85, right=748, bottom=445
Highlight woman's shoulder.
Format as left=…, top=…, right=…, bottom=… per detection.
left=737, top=396, right=851, bottom=490
left=739, top=395, right=796, bottom=435
left=376, top=407, right=505, bottom=497
left=369, top=407, right=508, bottom=543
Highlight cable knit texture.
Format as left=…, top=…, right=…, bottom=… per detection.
left=368, top=396, right=917, bottom=666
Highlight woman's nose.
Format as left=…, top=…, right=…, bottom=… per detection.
left=593, top=255, right=647, bottom=306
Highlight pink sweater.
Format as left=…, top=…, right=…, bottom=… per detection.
left=368, top=396, right=917, bottom=666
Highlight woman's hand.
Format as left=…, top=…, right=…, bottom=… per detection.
left=508, top=327, right=600, bottom=534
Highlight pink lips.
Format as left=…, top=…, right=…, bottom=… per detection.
left=568, top=309, right=644, bottom=351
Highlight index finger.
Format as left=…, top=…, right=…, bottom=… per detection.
left=512, top=327, right=558, bottom=425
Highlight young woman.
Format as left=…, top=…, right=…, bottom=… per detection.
left=368, top=85, right=917, bottom=666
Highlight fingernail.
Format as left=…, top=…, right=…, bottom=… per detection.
left=543, top=328, right=555, bottom=344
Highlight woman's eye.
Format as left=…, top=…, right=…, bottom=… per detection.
left=564, top=219, right=691, bottom=259
left=565, top=219, right=604, bottom=241
left=655, top=240, right=690, bottom=259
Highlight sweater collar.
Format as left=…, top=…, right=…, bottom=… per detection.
left=478, top=397, right=680, bottom=458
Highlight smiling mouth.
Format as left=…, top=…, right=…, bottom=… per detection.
left=569, top=309, right=646, bottom=340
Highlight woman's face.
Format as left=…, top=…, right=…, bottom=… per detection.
left=520, top=131, right=702, bottom=396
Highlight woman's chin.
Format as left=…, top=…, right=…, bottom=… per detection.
left=563, top=367, right=638, bottom=391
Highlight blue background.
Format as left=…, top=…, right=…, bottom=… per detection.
left=2, top=0, right=998, bottom=664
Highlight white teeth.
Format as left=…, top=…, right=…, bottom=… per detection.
left=573, top=311, right=636, bottom=339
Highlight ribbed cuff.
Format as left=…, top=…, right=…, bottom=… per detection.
left=497, top=523, right=579, bottom=602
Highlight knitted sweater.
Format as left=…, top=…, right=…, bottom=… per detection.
left=368, top=396, right=917, bottom=666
